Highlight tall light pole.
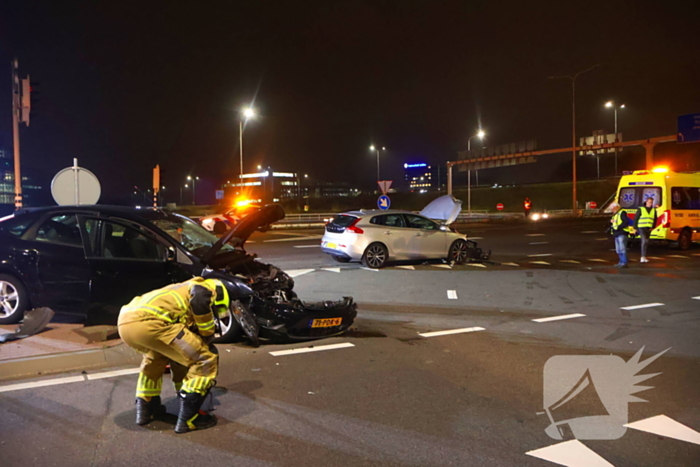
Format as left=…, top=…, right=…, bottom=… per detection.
left=605, top=101, right=625, bottom=175
left=369, top=145, right=386, bottom=182
left=187, top=175, right=199, bottom=205
left=466, top=130, right=485, bottom=217
left=549, top=64, right=600, bottom=215
left=239, top=107, right=256, bottom=181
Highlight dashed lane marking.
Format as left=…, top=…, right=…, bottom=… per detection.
left=321, top=267, right=341, bottom=273
left=501, top=262, right=520, bottom=266
left=86, top=368, right=141, bottom=380
left=560, top=259, right=581, bottom=264
left=596, top=238, right=608, bottom=241
left=529, top=261, right=551, bottom=265
left=526, top=440, right=615, bottom=467
left=431, top=264, right=452, bottom=269
left=625, top=415, right=700, bottom=446
left=269, top=342, right=355, bottom=357
left=646, top=256, right=663, bottom=260
left=0, top=367, right=142, bottom=393
left=293, top=244, right=320, bottom=248
left=447, top=290, right=458, bottom=299
left=581, top=230, right=599, bottom=233
left=529, top=242, right=549, bottom=245
left=588, top=258, right=609, bottom=262
left=532, top=313, right=586, bottom=323
left=418, top=327, right=485, bottom=338
left=620, top=302, right=665, bottom=311
left=528, top=253, right=552, bottom=257
left=526, top=233, right=546, bottom=237
left=693, top=296, right=700, bottom=300
left=287, top=269, right=315, bottom=278
left=666, top=255, right=690, bottom=259
left=360, top=267, right=379, bottom=272
left=395, top=265, right=415, bottom=270
left=466, top=263, right=486, bottom=268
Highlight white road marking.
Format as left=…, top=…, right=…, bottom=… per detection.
left=693, top=296, right=700, bottom=300
left=581, top=230, right=598, bottom=234
left=269, top=342, right=355, bottom=356
left=419, top=327, right=485, bottom=338
left=360, top=267, right=379, bottom=272
left=596, top=238, right=608, bottom=241
left=87, top=368, right=141, bottom=380
left=667, top=255, right=690, bottom=259
left=620, top=302, right=665, bottom=310
left=321, top=267, right=341, bottom=273
left=526, top=440, right=615, bottom=467
left=646, top=256, right=663, bottom=260
left=0, top=376, right=86, bottom=393
left=447, top=290, right=458, bottom=299
left=588, top=258, right=608, bottom=262
left=693, top=254, right=700, bottom=257
left=526, top=233, right=546, bottom=237
left=625, top=415, right=700, bottom=446
left=560, top=259, right=581, bottom=264
left=264, top=235, right=323, bottom=243
left=529, top=242, right=549, bottom=245
left=287, top=269, right=315, bottom=278
left=528, top=253, right=552, bottom=257
left=432, top=264, right=452, bottom=269
left=396, top=265, right=415, bottom=270
left=501, top=262, right=520, bottom=266
left=293, top=244, right=320, bottom=248
left=466, top=263, right=486, bottom=268
left=532, top=313, right=586, bottom=323
left=530, top=261, right=551, bottom=265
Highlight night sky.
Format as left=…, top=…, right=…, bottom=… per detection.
left=1, top=1, right=699, bottom=204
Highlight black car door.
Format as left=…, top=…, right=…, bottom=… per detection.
left=82, top=216, right=191, bottom=321
left=21, top=213, right=91, bottom=314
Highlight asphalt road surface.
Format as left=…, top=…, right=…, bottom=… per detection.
left=1, top=218, right=699, bottom=466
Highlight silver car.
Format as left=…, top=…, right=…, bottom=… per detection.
left=321, top=195, right=480, bottom=268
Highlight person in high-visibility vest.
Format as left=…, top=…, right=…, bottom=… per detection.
left=118, top=277, right=234, bottom=433
left=609, top=202, right=636, bottom=268
left=634, top=197, right=658, bottom=263
left=524, top=197, right=532, bottom=217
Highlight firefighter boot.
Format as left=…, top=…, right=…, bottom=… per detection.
left=174, top=391, right=217, bottom=434
left=135, top=396, right=166, bottom=425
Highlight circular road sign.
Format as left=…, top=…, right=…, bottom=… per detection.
left=51, top=165, right=101, bottom=206
left=589, top=201, right=598, bottom=209
left=378, top=195, right=391, bottom=210
left=496, top=203, right=504, bottom=211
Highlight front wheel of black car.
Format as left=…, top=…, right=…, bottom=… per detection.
left=0, top=274, right=28, bottom=325
left=362, top=243, right=389, bottom=269
left=448, top=239, right=469, bottom=264
left=212, top=302, right=244, bottom=344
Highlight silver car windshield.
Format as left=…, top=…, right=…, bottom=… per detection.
left=152, top=216, right=235, bottom=256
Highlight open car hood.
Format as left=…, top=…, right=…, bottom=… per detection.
left=200, top=204, right=285, bottom=264
left=419, top=195, right=462, bottom=224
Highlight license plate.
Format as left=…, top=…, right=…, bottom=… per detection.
left=310, top=317, right=342, bottom=328
left=325, top=242, right=337, bottom=249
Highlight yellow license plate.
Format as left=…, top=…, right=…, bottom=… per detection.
left=326, top=242, right=337, bottom=249
left=311, top=317, right=343, bottom=328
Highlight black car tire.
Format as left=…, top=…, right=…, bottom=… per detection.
left=0, top=274, right=29, bottom=325
left=213, top=221, right=228, bottom=235
left=448, top=239, right=469, bottom=264
left=678, top=229, right=692, bottom=250
left=332, top=255, right=350, bottom=263
left=362, top=243, right=389, bottom=269
left=212, top=303, right=244, bottom=344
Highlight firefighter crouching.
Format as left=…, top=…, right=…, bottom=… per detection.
left=118, top=277, right=233, bottom=433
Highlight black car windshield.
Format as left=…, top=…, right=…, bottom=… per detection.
left=152, top=215, right=235, bottom=256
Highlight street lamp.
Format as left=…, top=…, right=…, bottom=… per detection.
left=187, top=175, right=199, bottom=205
left=549, top=64, right=600, bottom=215
left=239, top=107, right=256, bottom=182
left=605, top=101, right=626, bottom=175
left=466, top=130, right=486, bottom=217
left=369, top=145, right=386, bottom=182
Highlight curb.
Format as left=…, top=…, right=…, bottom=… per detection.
left=0, top=343, right=141, bottom=382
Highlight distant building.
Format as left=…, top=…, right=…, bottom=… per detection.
left=0, top=149, right=43, bottom=207
left=404, top=162, right=433, bottom=192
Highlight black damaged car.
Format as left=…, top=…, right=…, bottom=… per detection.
left=0, top=204, right=356, bottom=344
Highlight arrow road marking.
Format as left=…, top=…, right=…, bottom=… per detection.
left=532, top=313, right=586, bottom=323
left=287, top=269, right=315, bottom=278
left=321, top=267, right=341, bottom=273
left=270, top=342, right=355, bottom=357
left=667, top=255, right=690, bottom=259
left=395, top=265, right=415, bottom=270
left=501, top=262, right=520, bottom=266
left=528, top=253, right=552, bottom=257
left=419, top=327, right=485, bottom=338
left=588, top=258, right=608, bottom=262
left=530, top=261, right=551, bottom=265
left=466, top=263, right=486, bottom=268
left=560, top=259, right=581, bottom=264
left=625, top=415, right=700, bottom=446
left=526, top=440, right=615, bottom=467
left=432, top=264, right=452, bottom=269
left=620, top=302, right=665, bottom=310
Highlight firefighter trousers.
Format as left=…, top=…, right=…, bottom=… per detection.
left=118, top=318, right=218, bottom=397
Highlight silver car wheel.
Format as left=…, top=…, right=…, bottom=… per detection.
left=450, top=240, right=469, bottom=264
left=0, top=280, right=20, bottom=319
left=364, top=244, right=388, bottom=268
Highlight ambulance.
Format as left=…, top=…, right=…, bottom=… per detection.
left=616, top=167, right=700, bottom=250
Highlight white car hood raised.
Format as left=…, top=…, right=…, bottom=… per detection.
left=419, top=195, right=462, bottom=224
